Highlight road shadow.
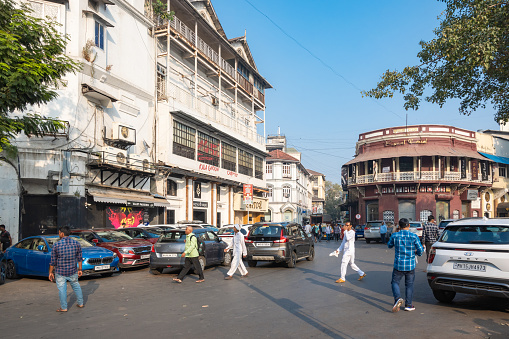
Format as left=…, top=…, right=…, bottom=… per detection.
left=356, top=259, right=394, bottom=268
left=306, top=276, right=392, bottom=313
left=68, top=279, right=100, bottom=305
left=239, top=279, right=352, bottom=339
left=473, top=317, right=509, bottom=338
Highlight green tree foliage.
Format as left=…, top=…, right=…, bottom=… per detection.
left=0, top=0, right=80, bottom=156
left=363, top=0, right=509, bottom=122
left=324, top=181, right=343, bottom=221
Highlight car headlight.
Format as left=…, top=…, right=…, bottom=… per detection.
left=118, top=248, right=133, bottom=254
left=112, top=252, right=118, bottom=258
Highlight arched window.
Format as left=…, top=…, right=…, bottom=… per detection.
left=283, top=185, right=291, bottom=199
left=284, top=210, right=293, bottom=222
left=167, top=180, right=177, bottom=196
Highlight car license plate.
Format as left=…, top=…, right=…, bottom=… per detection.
left=162, top=253, right=177, bottom=258
left=453, top=263, right=486, bottom=272
left=94, top=264, right=110, bottom=271
left=256, top=242, right=271, bottom=247
left=140, top=254, right=150, bottom=259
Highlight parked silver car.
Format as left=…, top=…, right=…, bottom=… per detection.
left=364, top=221, right=393, bottom=243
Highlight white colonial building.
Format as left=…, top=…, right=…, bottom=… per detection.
left=265, top=148, right=312, bottom=224
left=1, top=0, right=270, bottom=242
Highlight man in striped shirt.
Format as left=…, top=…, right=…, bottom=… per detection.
left=422, top=215, right=439, bottom=261
left=387, top=218, right=424, bottom=312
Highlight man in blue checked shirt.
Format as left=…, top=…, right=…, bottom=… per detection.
left=49, top=226, right=84, bottom=312
left=387, top=218, right=424, bottom=313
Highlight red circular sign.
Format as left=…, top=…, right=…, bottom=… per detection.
left=355, top=214, right=361, bottom=220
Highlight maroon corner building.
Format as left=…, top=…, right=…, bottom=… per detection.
left=341, top=125, right=492, bottom=225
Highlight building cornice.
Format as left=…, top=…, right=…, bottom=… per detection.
left=112, top=0, right=154, bottom=28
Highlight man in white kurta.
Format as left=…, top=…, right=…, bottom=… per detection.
left=333, top=222, right=366, bottom=283
left=224, top=224, right=248, bottom=279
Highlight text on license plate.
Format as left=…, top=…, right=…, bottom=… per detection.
left=453, top=263, right=486, bottom=272
left=140, top=254, right=150, bottom=259
left=162, top=253, right=177, bottom=257
left=94, top=264, right=110, bottom=271
left=256, top=242, right=272, bottom=247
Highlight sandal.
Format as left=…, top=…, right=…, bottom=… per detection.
left=196, top=279, right=205, bottom=283
left=173, top=278, right=182, bottom=283
left=56, top=308, right=67, bottom=312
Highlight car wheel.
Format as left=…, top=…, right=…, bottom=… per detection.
left=247, top=260, right=257, bottom=267
left=101, top=272, right=114, bottom=277
left=0, top=261, right=6, bottom=285
left=432, top=289, right=456, bottom=303
left=222, top=251, right=232, bottom=266
left=306, top=247, right=315, bottom=261
left=149, top=268, right=163, bottom=275
left=365, top=239, right=371, bottom=244
left=287, top=251, right=297, bottom=268
left=6, top=261, right=18, bottom=279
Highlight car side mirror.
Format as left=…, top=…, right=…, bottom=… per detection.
left=37, top=245, right=46, bottom=251
left=92, top=239, right=99, bottom=244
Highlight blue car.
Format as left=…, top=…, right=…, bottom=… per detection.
left=5, top=235, right=119, bottom=279
left=0, top=252, right=6, bottom=285
left=355, top=225, right=365, bottom=240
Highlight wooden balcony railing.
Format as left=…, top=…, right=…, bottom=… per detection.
left=237, top=72, right=253, bottom=94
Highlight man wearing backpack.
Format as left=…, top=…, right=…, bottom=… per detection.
left=173, top=226, right=205, bottom=283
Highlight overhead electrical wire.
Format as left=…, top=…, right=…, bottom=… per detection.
left=241, top=0, right=404, bottom=121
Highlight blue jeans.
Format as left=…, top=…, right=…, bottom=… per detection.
left=391, top=269, right=415, bottom=307
left=56, top=273, right=83, bottom=310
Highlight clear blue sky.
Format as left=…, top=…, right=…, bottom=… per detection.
left=212, top=0, right=499, bottom=184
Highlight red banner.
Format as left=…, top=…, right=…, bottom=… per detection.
left=243, top=184, right=253, bottom=205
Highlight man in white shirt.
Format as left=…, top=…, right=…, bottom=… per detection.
left=333, top=222, right=366, bottom=283
left=325, top=224, right=332, bottom=242
left=304, top=222, right=312, bottom=234
left=224, top=224, right=248, bottom=279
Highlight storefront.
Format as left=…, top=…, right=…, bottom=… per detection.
left=233, top=193, right=268, bottom=224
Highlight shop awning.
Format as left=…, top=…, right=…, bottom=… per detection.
left=88, top=189, right=171, bottom=207
left=478, top=152, right=509, bottom=165
left=344, top=145, right=489, bottom=165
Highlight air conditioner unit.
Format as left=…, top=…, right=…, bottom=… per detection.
left=98, top=147, right=127, bottom=167
left=211, top=97, right=219, bottom=106
left=111, top=122, right=136, bottom=145
left=128, top=154, right=155, bottom=173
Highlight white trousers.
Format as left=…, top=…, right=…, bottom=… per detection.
left=340, top=252, right=364, bottom=280
left=227, top=253, right=248, bottom=276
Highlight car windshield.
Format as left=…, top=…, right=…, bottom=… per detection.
left=95, top=231, right=133, bottom=242
left=439, top=225, right=509, bottom=244
left=217, top=228, right=235, bottom=235
left=439, top=220, right=453, bottom=228
left=141, top=228, right=164, bottom=237
left=366, top=222, right=382, bottom=228
left=250, top=225, right=282, bottom=237
left=409, top=223, right=420, bottom=228
left=159, top=230, right=187, bottom=242
left=46, top=236, right=93, bottom=248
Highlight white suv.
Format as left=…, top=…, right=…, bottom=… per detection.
left=427, top=218, right=509, bottom=303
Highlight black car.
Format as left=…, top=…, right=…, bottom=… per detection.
left=245, top=222, right=315, bottom=268
left=149, top=227, right=230, bottom=274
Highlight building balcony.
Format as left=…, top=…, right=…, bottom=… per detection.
left=348, top=171, right=492, bottom=185
left=156, top=15, right=265, bottom=105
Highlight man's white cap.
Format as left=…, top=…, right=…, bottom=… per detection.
left=234, top=224, right=241, bottom=231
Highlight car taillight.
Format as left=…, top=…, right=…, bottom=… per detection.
left=428, top=247, right=436, bottom=264
left=417, top=227, right=423, bottom=231
left=274, top=229, right=287, bottom=243
left=151, top=245, right=155, bottom=253
left=364, top=227, right=369, bottom=230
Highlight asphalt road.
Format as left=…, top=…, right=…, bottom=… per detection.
left=1, top=240, right=509, bottom=339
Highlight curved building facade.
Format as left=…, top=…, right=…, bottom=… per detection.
left=341, top=125, right=492, bottom=225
